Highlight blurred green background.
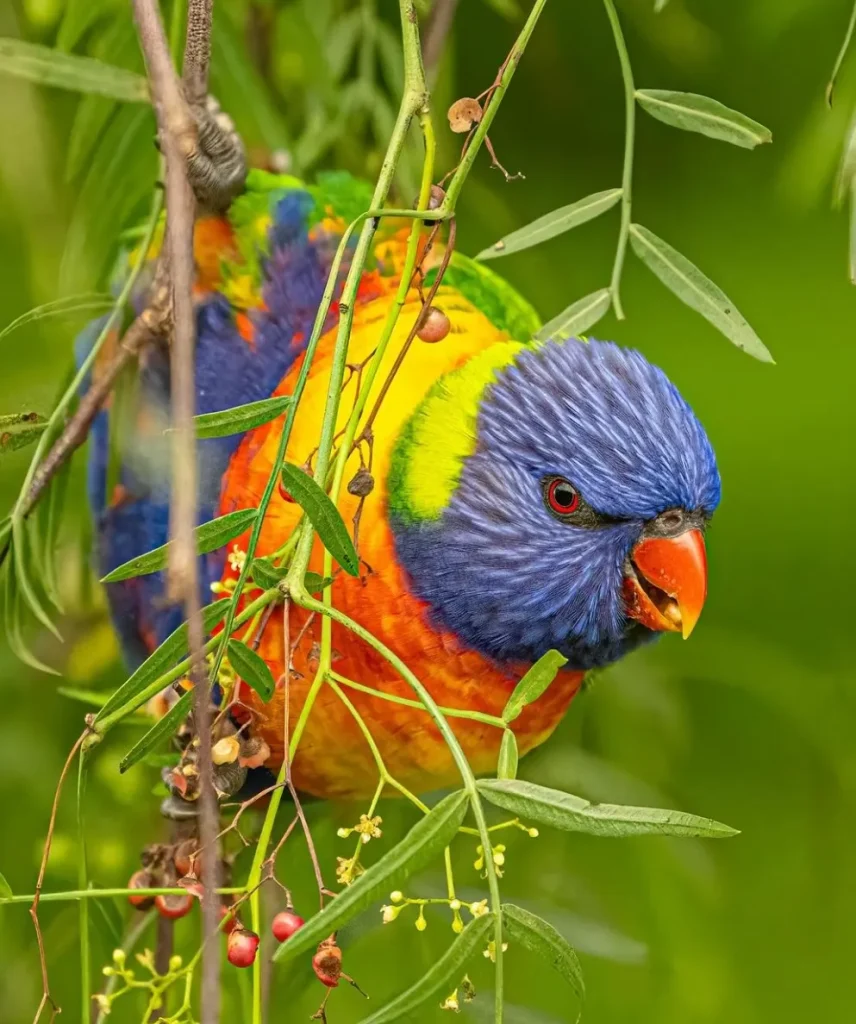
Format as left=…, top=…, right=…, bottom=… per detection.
left=1, top=1, right=855, bottom=1021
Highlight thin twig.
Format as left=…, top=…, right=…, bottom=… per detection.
left=132, top=2, right=220, bottom=1022
left=183, top=0, right=213, bottom=105
left=422, top=0, right=459, bottom=82
left=30, top=729, right=88, bottom=1023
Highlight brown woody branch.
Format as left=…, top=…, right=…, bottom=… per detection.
left=131, top=3, right=220, bottom=1023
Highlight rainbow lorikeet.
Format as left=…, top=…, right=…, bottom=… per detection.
left=85, top=170, right=719, bottom=801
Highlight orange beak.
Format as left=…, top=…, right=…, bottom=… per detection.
left=622, top=529, right=708, bottom=639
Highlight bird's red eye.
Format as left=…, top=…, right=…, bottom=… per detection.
left=546, top=478, right=580, bottom=516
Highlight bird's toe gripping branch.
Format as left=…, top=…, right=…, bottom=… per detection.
left=184, top=95, right=248, bottom=213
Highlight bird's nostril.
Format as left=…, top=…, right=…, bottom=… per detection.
left=660, top=510, right=683, bottom=532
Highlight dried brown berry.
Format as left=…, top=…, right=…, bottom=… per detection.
left=448, top=97, right=483, bottom=134
left=417, top=307, right=451, bottom=343
left=312, top=938, right=343, bottom=988
left=238, top=735, right=271, bottom=770
left=173, top=839, right=198, bottom=877
left=347, top=469, right=375, bottom=498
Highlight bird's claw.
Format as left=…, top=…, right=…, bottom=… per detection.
left=184, top=95, right=247, bottom=213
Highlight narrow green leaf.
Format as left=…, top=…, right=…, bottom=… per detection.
left=477, top=189, right=622, bottom=261
left=96, top=598, right=230, bottom=722
left=636, top=90, right=771, bottom=150
left=188, top=395, right=292, bottom=440
left=12, top=521, right=61, bottom=642
left=0, top=424, right=48, bottom=455
left=3, top=560, right=57, bottom=675
left=226, top=639, right=275, bottom=703
left=280, top=463, right=359, bottom=576
left=0, top=871, right=12, bottom=899
left=38, top=454, right=72, bottom=614
left=826, top=1, right=856, bottom=106
left=497, top=730, right=519, bottom=780
left=249, top=557, right=287, bottom=591
left=0, top=294, right=113, bottom=342
left=359, top=914, right=494, bottom=1023
left=502, top=650, right=568, bottom=723
left=102, top=509, right=258, bottom=582
left=628, top=224, right=773, bottom=362
left=0, top=412, right=45, bottom=428
left=478, top=779, right=740, bottom=838
left=502, top=904, right=585, bottom=1004
left=120, top=691, right=193, bottom=773
left=275, top=791, right=469, bottom=962
left=0, top=39, right=149, bottom=102
left=535, top=288, right=612, bottom=343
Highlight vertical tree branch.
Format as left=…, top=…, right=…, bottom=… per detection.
left=131, top=2, right=220, bottom=1022
left=422, top=0, right=459, bottom=82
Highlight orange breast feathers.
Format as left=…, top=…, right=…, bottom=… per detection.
left=217, top=285, right=584, bottom=800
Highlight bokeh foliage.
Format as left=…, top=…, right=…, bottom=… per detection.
left=0, top=1, right=855, bottom=1021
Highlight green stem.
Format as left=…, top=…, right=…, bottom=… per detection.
left=603, top=0, right=635, bottom=320
left=0, top=886, right=245, bottom=905
left=299, top=595, right=504, bottom=1023
left=77, top=751, right=90, bottom=1024
left=329, top=670, right=506, bottom=730
left=441, top=0, right=548, bottom=212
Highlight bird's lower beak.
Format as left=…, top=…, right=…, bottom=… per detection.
left=623, top=529, right=708, bottom=639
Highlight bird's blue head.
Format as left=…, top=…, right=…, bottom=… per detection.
left=388, top=337, right=721, bottom=670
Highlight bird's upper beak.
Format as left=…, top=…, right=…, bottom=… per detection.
left=623, top=524, right=707, bottom=639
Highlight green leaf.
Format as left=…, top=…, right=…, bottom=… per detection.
left=189, top=395, right=292, bottom=440
left=226, top=639, right=276, bottom=703
left=249, top=557, right=287, bottom=591
left=0, top=424, right=48, bottom=455
left=102, top=509, right=258, bottom=582
left=0, top=294, right=113, bottom=341
left=497, top=730, right=519, bottom=780
left=303, top=571, right=334, bottom=593
left=358, top=914, right=494, bottom=1023
left=477, top=189, right=622, bottom=261
left=477, top=780, right=740, bottom=838
left=96, top=598, right=230, bottom=722
left=280, top=463, right=359, bottom=576
left=0, top=39, right=149, bottom=102
left=502, top=904, right=585, bottom=1004
left=535, top=288, right=612, bottom=343
left=3, top=558, right=57, bottom=675
left=275, top=791, right=469, bottom=963
left=826, top=1, right=856, bottom=106
left=120, top=691, right=193, bottom=773
left=635, top=90, right=771, bottom=150
left=0, top=870, right=12, bottom=899
left=628, top=224, right=773, bottom=362
left=502, top=650, right=568, bottom=723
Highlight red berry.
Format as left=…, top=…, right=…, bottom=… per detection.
left=272, top=910, right=305, bottom=943
left=127, top=870, right=154, bottom=910
left=227, top=927, right=260, bottom=968
left=278, top=480, right=295, bottom=502
left=154, top=892, right=194, bottom=920
left=312, top=939, right=343, bottom=988
left=417, top=307, right=450, bottom=343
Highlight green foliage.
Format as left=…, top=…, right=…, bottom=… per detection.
left=502, top=651, right=569, bottom=723
left=280, top=462, right=360, bottom=577
left=628, top=223, right=773, bottom=362
left=478, top=779, right=739, bottom=838
left=497, top=730, right=519, bottom=780
left=359, top=915, right=494, bottom=1023
left=635, top=90, right=772, bottom=149
left=275, top=791, right=470, bottom=963
left=535, top=288, right=612, bottom=342
left=189, top=395, right=293, bottom=440
left=477, top=189, right=622, bottom=261
left=0, top=37, right=148, bottom=101
left=101, top=509, right=259, bottom=582
left=119, top=689, right=193, bottom=773
left=502, top=904, right=585, bottom=1004
left=225, top=639, right=275, bottom=702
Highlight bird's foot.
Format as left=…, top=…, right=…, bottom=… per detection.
left=183, top=95, right=247, bottom=213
